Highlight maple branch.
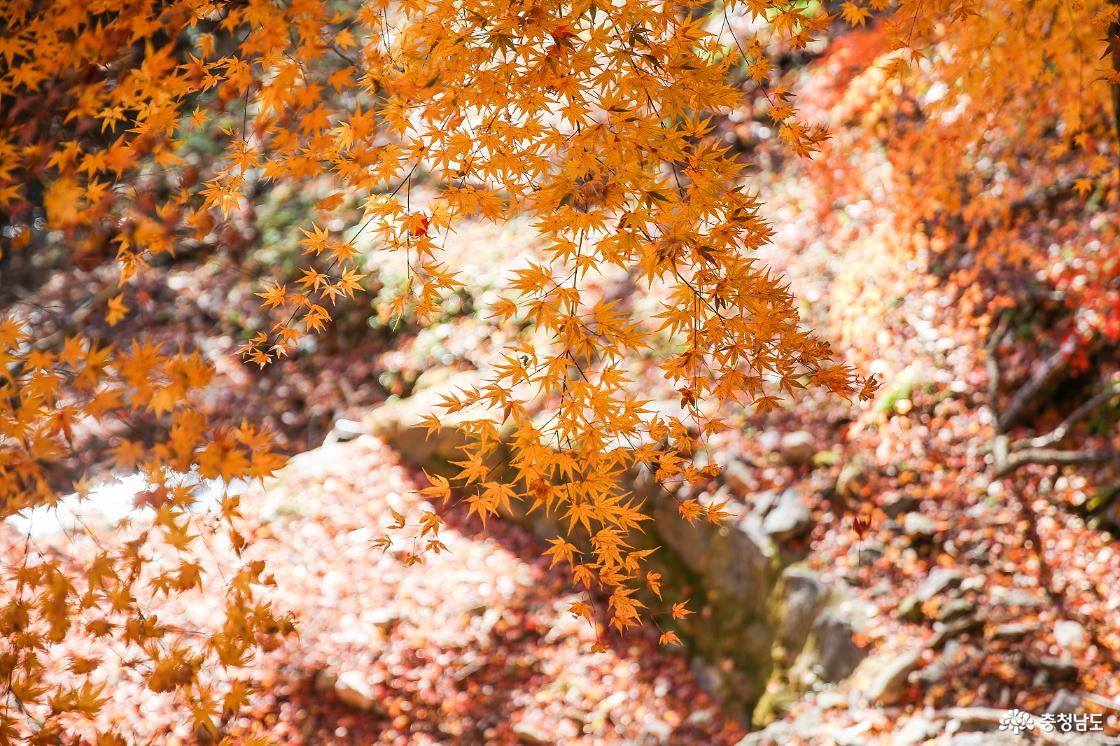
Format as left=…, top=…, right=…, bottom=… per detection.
left=999, top=332, right=1095, bottom=431
left=1111, top=1, right=1120, bottom=181
left=1011, top=379, right=1120, bottom=452
left=987, top=315, right=1118, bottom=478
left=996, top=447, right=1120, bottom=478
left=985, top=311, right=1011, bottom=430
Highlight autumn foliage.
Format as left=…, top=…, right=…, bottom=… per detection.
left=1, top=0, right=1118, bottom=739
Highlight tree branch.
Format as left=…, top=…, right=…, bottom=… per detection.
left=1012, top=379, right=1120, bottom=452
left=996, top=447, right=1120, bottom=478
left=1000, top=333, right=1087, bottom=430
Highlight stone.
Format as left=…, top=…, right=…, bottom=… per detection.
left=313, top=668, right=337, bottom=693
left=706, top=519, right=772, bottom=603
left=333, top=670, right=379, bottom=711
left=327, top=418, right=365, bottom=442
left=737, top=722, right=792, bottom=746
left=991, top=622, right=1038, bottom=641
left=1046, top=688, right=1081, bottom=715
left=1035, top=656, right=1078, bottom=683
left=836, top=459, right=872, bottom=501
left=864, top=649, right=922, bottom=705
left=992, top=589, right=1042, bottom=608
left=895, top=716, right=939, bottom=745
left=411, top=365, right=461, bottom=392
left=959, top=576, right=986, bottom=593
left=363, top=369, right=495, bottom=466
left=915, top=568, right=963, bottom=602
left=934, top=598, right=976, bottom=623
left=777, top=567, right=825, bottom=651
left=652, top=489, right=713, bottom=571
left=780, top=431, right=817, bottom=466
left=812, top=609, right=867, bottom=682
left=762, top=489, right=813, bottom=541
left=722, top=458, right=756, bottom=492
left=856, top=542, right=885, bottom=564
left=1054, top=619, right=1087, bottom=652
left=904, top=513, right=936, bottom=539
left=929, top=617, right=983, bottom=650
left=946, top=735, right=1023, bottom=746
left=512, top=722, right=552, bottom=745
left=882, top=494, right=919, bottom=518
left=898, top=595, right=923, bottom=622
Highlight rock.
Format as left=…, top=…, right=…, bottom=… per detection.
left=856, top=542, right=885, bottom=564
left=333, top=670, right=379, bottom=712
left=904, top=513, right=936, bottom=539
left=1046, top=688, right=1081, bottom=715
left=915, top=568, right=963, bottom=602
left=326, top=418, right=365, bottom=442
left=412, top=365, right=461, bottom=392
left=864, top=649, right=922, bottom=705
left=836, top=459, right=872, bottom=501
left=959, top=576, right=986, bottom=593
left=990, top=622, right=1038, bottom=641
left=812, top=609, right=867, bottom=682
left=722, top=458, right=755, bottom=492
left=640, top=718, right=673, bottom=743
left=992, top=589, right=1042, bottom=608
left=882, top=494, right=919, bottom=518
left=779, top=431, right=817, bottom=467
left=363, top=369, right=493, bottom=466
left=946, top=735, right=1023, bottom=746
left=652, top=489, right=713, bottom=571
left=762, top=489, right=813, bottom=541
left=895, top=716, right=939, bottom=745
left=929, top=616, right=983, bottom=650
left=313, top=668, right=338, bottom=693
left=934, top=598, right=976, bottom=623
left=1054, top=619, right=1087, bottom=652
left=706, top=517, right=772, bottom=602
left=736, top=720, right=794, bottom=746
left=898, top=595, right=923, bottom=622
left=1035, top=656, right=1078, bottom=683
left=512, top=722, right=552, bottom=745
left=777, top=567, right=825, bottom=651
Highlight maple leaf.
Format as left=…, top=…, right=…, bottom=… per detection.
left=419, top=472, right=452, bottom=502
left=106, top=294, right=128, bottom=326
left=658, top=631, right=682, bottom=646
left=841, top=2, right=872, bottom=26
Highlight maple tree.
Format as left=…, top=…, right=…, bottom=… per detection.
left=1, top=0, right=1117, bottom=739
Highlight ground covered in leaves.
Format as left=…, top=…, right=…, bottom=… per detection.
left=2, top=437, right=744, bottom=744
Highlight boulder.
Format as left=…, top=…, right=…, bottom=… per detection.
left=882, top=494, right=919, bottom=518
left=779, top=431, right=817, bottom=467
left=934, top=598, right=976, bottom=623
left=776, top=567, right=825, bottom=651
left=707, top=518, right=772, bottom=603
left=903, top=513, right=936, bottom=539
left=1054, top=619, right=1087, bottom=652
left=895, top=716, right=939, bottom=745
left=651, top=489, right=713, bottom=572
left=1046, top=688, right=1081, bottom=715
left=862, top=649, right=922, bottom=705
left=915, top=568, right=963, bottom=602
left=990, top=622, right=1037, bottom=641
left=362, top=369, right=496, bottom=467
left=333, top=670, right=380, bottom=712
left=811, top=609, right=867, bottom=682
left=722, top=458, right=756, bottom=493
left=761, top=489, right=813, bottom=542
